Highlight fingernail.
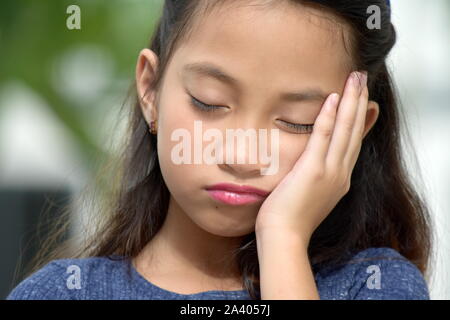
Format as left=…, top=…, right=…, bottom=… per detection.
left=361, top=71, right=368, bottom=88
left=327, top=93, right=339, bottom=111
left=352, top=71, right=367, bottom=93
left=351, top=72, right=361, bottom=90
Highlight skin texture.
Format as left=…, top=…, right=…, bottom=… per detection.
left=133, top=1, right=379, bottom=295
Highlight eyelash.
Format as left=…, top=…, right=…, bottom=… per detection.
left=188, top=94, right=315, bottom=134
left=189, top=95, right=225, bottom=112
left=278, top=120, right=315, bottom=134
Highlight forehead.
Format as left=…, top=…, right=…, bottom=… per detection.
left=172, top=1, right=354, bottom=93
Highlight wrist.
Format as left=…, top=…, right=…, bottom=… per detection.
left=255, top=227, right=311, bottom=258
left=255, top=226, right=311, bottom=249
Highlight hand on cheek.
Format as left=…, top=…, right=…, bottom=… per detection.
left=255, top=71, right=369, bottom=246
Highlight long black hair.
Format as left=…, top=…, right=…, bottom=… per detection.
left=28, top=0, right=433, bottom=300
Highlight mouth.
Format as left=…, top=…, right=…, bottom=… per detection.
left=204, top=183, right=270, bottom=206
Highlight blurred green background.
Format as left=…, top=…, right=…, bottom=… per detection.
left=0, top=0, right=162, bottom=167
left=0, top=0, right=164, bottom=299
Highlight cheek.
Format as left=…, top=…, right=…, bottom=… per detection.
left=158, top=153, right=211, bottom=221
left=277, top=135, right=309, bottom=174
left=156, top=94, right=194, bottom=167
left=156, top=104, right=211, bottom=201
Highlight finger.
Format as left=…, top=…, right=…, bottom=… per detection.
left=326, top=71, right=365, bottom=166
left=302, top=92, right=339, bottom=163
left=344, top=85, right=369, bottom=169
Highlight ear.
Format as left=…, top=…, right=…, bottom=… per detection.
left=136, top=48, right=159, bottom=125
left=363, top=100, right=380, bottom=139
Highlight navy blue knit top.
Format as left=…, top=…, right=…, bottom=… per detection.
left=6, top=247, right=430, bottom=300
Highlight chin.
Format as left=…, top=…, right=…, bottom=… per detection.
left=192, top=211, right=256, bottom=238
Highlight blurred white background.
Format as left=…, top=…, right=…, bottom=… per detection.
left=388, top=0, right=450, bottom=299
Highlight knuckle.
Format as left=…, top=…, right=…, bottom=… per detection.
left=344, top=177, right=351, bottom=190
left=341, top=175, right=351, bottom=193
left=331, top=170, right=350, bottom=190
left=344, top=182, right=351, bottom=194
left=334, top=174, right=350, bottom=194
left=340, top=119, right=354, bottom=135
left=317, top=124, right=333, bottom=138
left=310, top=167, right=326, bottom=180
left=361, top=90, right=369, bottom=100
left=361, top=86, right=369, bottom=98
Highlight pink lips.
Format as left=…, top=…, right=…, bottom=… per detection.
left=205, top=183, right=270, bottom=205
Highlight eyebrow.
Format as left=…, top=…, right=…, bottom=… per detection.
left=182, top=62, right=328, bottom=103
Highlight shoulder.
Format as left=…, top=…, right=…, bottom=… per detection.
left=315, top=247, right=430, bottom=300
left=6, top=255, right=127, bottom=300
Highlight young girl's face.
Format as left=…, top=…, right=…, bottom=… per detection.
left=139, top=2, right=357, bottom=238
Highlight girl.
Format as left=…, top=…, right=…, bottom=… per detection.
left=8, top=0, right=433, bottom=300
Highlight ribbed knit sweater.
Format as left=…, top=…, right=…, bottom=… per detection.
left=6, top=247, right=430, bottom=300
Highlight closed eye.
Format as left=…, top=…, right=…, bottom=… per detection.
left=276, top=120, right=315, bottom=134
left=189, top=93, right=314, bottom=134
left=189, top=95, right=227, bottom=112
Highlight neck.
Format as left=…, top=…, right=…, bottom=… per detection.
left=134, top=196, right=246, bottom=282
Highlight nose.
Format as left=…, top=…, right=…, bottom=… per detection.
left=217, top=128, right=266, bottom=179
left=218, top=162, right=262, bottom=179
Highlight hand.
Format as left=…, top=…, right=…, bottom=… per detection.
left=255, top=71, right=369, bottom=245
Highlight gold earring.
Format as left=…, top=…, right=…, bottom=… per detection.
left=149, top=120, right=157, bottom=135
